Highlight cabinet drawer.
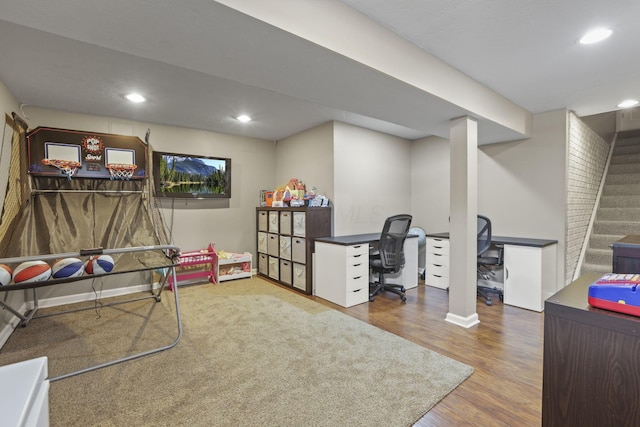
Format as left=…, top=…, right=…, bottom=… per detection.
left=427, top=262, right=449, bottom=277
left=280, top=260, right=292, bottom=285
left=257, top=232, right=267, bottom=253
left=258, top=253, right=268, bottom=275
left=268, top=256, right=279, bottom=280
left=346, top=260, right=368, bottom=280
left=293, top=212, right=306, bottom=236
left=426, top=252, right=449, bottom=266
left=346, top=244, right=368, bottom=257
left=345, top=286, right=369, bottom=307
left=291, top=237, right=306, bottom=264
left=268, top=211, right=279, bottom=233
left=427, top=238, right=449, bottom=254
left=280, top=211, right=292, bottom=235
left=258, top=211, right=268, bottom=232
left=292, top=263, right=306, bottom=291
left=346, top=274, right=368, bottom=292
left=279, top=235, right=292, bottom=260
left=267, top=233, right=279, bottom=257
left=426, top=273, right=449, bottom=289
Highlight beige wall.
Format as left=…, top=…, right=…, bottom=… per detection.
left=23, top=107, right=275, bottom=255
left=411, top=110, right=568, bottom=292
left=411, top=135, right=450, bottom=234
left=275, top=121, right=334, bottom=202
left=333, top=121, right=412, bottom=235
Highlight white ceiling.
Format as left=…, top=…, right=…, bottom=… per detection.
left=0, top=0, right=638, bottom=144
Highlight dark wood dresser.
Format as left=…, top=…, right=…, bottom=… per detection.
left=612, top=234, right=640, bottom=273
left=542, top=273, right=640, bottom=426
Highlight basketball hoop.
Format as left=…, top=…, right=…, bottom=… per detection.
left=42, top=159, right=82, bottom=180
left=107, top=163, right=137, bottom=180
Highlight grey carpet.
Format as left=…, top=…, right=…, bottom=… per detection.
left=0, top=278, right=473, bottom=426
left=583, top=135, right=640, bottom=275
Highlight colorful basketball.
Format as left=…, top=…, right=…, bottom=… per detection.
left=13, top=260, right=52, bottom=284
left=0, top=264, right=12, bottom=286
left=86, top=255, right=114, bottom=275
left=52, top=257, right=85, bottom=279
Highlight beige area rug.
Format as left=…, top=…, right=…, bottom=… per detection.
left=0, top=277, right=473, bottom=426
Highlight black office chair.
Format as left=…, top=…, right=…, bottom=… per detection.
left=369, top=214, right=412, bottom=302
left=477, top=215, right=504, bottom=306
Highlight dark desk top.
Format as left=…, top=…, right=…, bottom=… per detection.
left=315, top=233, right=418, bottom=246
left=545, top=272, right=640, bottom=335
left=426, top=232, right=557, bottom=248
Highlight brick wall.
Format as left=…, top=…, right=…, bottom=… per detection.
left=566, top=112, right=610, bottom=283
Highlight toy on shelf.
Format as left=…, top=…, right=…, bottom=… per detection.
left=168, top=243, right=217, bottom=289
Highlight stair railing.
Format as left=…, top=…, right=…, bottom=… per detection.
left=573, top=132, right=618, bottom=280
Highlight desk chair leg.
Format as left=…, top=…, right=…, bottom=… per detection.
left=369, top=273, right=406, bottom=302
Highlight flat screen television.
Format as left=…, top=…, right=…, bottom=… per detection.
left=152, top=151, right=231, bottom=199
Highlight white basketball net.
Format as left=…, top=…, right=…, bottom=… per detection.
left=107, top=163, right=137, bottom=181
left=42, top=159, right=81, bottom=180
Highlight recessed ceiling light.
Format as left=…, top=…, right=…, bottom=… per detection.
left=125, top=93, right=146, bottom=103
left=236, top=114, right=252, bottom=123
left=579, top=28, right=612, bottom=45
left=618, top=99, right=639, bottom=108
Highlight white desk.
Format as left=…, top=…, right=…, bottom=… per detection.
left=314, top=233, right=418, bottom=307
left=425, top=233, right=558, bottom=312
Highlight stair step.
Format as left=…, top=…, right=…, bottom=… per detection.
left=615, top=136, right=640, bottom=146
left=581, top=262, right=611, bottom=276
left=598, top=207, right=640, bottom=221
left=602, top=183, right=640, bottom=196
left=613, top=144, right=640, bottom=156
left=599, top=195, right=640, bottom=208
left=606, top=173, right=640, bottom=185
left=608, top=163, right=640, bottom=174
left=589, top=233, right=624, bottom=250
left=593, top=220, right=640, bottom=235
left=584, top=247, right=613, bottom=266
left=610, top=153, right=640, bottom=164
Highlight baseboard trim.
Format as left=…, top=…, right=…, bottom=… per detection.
left=445, top=312, right=480, bottom=328
left=36, top=284, right=151, bottom=309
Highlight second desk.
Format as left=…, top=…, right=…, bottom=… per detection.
left=314, top=233, right=418, bottom=307
left=426, top=232, right=558, bottom=312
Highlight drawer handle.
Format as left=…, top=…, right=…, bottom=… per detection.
left=434, top=254, right=441, bottom=257
left=434, top=274, right=442, bottom=278
left=434, top=264, right=442, bottom=267
left=434, top=246, right=443, bottom=249
left=353, top=254, right=362, bottom=258
left=353, top=263, right=362, bottom=267
left=353, top=245, right=362, bottom=249
left=353, top=288, right=362, bottom=293
left=353, top=276, right=362, bottom=280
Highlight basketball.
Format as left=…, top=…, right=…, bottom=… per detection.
left=86, top=255, right=114, bottom=275
left=52, top=257, right=85, bottom=279
left=0, top=264, right=12, bottom=286
left=13, top=260, right=52, bottom=284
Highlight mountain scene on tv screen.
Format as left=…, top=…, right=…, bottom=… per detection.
left=159, top=155, right=227, bottom=195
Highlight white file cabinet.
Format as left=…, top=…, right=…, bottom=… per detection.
left=426, top=237, right=450, bottom=289
left=314, top=241, right=369, bottom=307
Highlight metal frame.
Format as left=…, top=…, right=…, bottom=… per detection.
left=0, top=245, right=183, bottom=382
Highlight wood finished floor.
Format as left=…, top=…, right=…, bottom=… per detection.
left=308, top=282, right=544, bottom=426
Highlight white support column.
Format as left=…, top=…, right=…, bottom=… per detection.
left=446, top=116, right=479, bottom=328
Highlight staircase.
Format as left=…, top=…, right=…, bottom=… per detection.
left=582, top=133, right=640, bottom=275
